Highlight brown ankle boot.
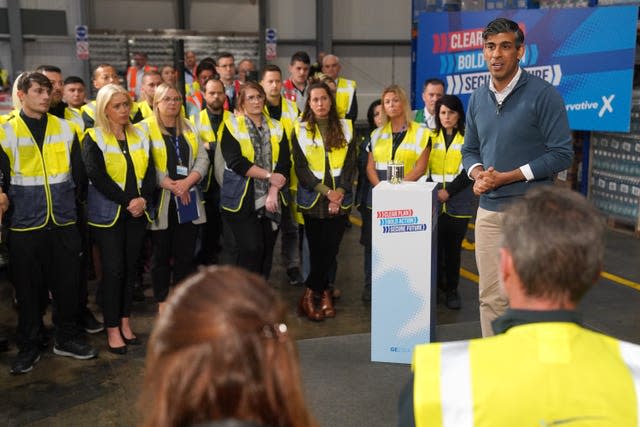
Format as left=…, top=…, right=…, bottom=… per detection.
left=320, top=289, right=336, bottom=318
left=298, top=288, right=324, bottom=322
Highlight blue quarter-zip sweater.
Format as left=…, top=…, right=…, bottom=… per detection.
left=462, top=70, right=573, bottom=212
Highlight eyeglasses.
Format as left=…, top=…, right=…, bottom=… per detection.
left=161, top=96, right=182, bottom=103
left=246, top=95, right=264, bottom=103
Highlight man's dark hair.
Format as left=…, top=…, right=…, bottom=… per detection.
left=203, top=77, right=224, bottom=92
left=216, top=51, right=235, bottom=65
left=64, top=75, right=85, bottom=86
left=290, top=51, right=311, bottom=66
left=501, top=186, right=604, bottom=304
left=482, top=18, right=525, bottom=48
left=17, top=72, right=52, bottom=92
left=260, top=64, right=282, bottom=81
left=196, top=60, right=216, bottom=78
left=422, top=78, right=445, bottom=91
left=35, top=65, right=62, bottom=74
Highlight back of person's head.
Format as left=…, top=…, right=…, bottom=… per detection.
left=140, top=266, right=316, bottom=427
left=482, top=17, right=525, bottom=48
left=501, top=186, right=605, bottom=305
left=434, top=94, right=465, bottom=135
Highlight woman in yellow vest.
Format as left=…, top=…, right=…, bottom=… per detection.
left=136, top=83, right=209, bottom=314
left=427, top=95, right=474, bottom=310
left=292, top=81, right=356, bottom=321
left=219, top=81, right=290, bottom=279
left=363, top=85, right=431, bottom=302
left=82, top=84, right=155, bottom=354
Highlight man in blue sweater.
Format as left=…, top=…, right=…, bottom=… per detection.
left=461, top=17, right=573, bottom=337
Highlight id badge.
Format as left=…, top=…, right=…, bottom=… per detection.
left=176, top=165, right=188, bottom=177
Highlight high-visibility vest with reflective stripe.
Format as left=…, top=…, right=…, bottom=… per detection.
left=371, top=121, right=429, bottom=179
left=335, top=77, right=356, bottom=119
left=191, top=109, right=232, bottom=192
left=428, top=130, right=473, bottom=218
left=294, top=119, right=353, bottom=209
left=137, top=116, right=200, bottom=215
left=263, top=96, right=299, bottom=189
left=1, top=113, right=77, bottom=231
left=412, top=322, right=640, bottom=427
left=220, top=114, right=283, bottom=212
left=137, top=100, right=153, bottom=120
left=64, top=107, right=85, bottom=134
left=368, top=122, right=429, bottom=207
left=85, top=126, right=151, bottom=227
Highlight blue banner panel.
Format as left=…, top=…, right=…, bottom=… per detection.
left=415, top=6, right=638, bottom=132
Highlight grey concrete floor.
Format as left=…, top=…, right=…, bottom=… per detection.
left=0, top=219, right=638, bottom=426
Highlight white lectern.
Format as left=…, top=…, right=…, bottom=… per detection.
left=371, top=181, right=437, bottom=364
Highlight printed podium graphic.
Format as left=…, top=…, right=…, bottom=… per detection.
left=371, top=181, right=437, bottom=364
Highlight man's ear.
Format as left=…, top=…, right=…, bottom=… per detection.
left=499, top=247, right=514, bottom=295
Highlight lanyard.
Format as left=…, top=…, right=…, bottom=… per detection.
left=172, top=135, right=183, bottom=166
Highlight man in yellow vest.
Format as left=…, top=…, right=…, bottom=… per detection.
left=0, top=72, right=98, bottom=375
left=191, top=78, right=230, bottom=265
left=399, top=186, right=640, bottom=426
left=260, top=64, right=304, bottom=286
left=321, top=54, right=357, bottom=121
left=36, top=65, right=104, bottom=334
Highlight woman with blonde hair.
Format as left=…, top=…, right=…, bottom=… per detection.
left=140, top=266, right=317, bottom=427
left=136, top=83, right=209, bottom=313
left=362, top=84, right=431, bottom=301
left=82, top=83, right=155, bottom=353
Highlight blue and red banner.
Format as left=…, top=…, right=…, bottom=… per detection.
left=415, top=6, right=638, bottom=132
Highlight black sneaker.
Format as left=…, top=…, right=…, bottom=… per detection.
left=286, top=267, right=304, bottom=286
left=53, top=339, right=98, bottom=360
left=82, top=310, right=104, bottom=334
left=10, top=347, right=40, bottom=374
left=445, top=290, right=461, bottom=310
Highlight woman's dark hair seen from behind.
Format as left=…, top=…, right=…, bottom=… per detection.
left=140, top=266, right=317, bottom=427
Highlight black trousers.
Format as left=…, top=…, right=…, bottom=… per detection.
left=303, top=214, right=347, bottom=293
left=221, top=210, right=278, bottom=279
left=437, top=213, right=470, bottom=292
left=151, top=202, right=198, bottom=302
left=92, top=215, right=147, bottom=328
left=9, top=226, right=83, bottom=349
left=197, top=190, right=222, bottom=265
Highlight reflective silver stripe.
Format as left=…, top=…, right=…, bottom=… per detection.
left=431, top=174, right=459, bottom=183
left=619, top=340, right=640, bottom=427
left=311, top=170, right=324, bottom=179
left=46, top=174, right=72, bottom=184
left=440, top=341, right=473, bottom=427
left=11, top=175, right=46, bottom=186
left=375, top=162, right=388, bottom=169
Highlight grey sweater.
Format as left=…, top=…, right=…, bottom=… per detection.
left=462, top=71, right=573, bottom=212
